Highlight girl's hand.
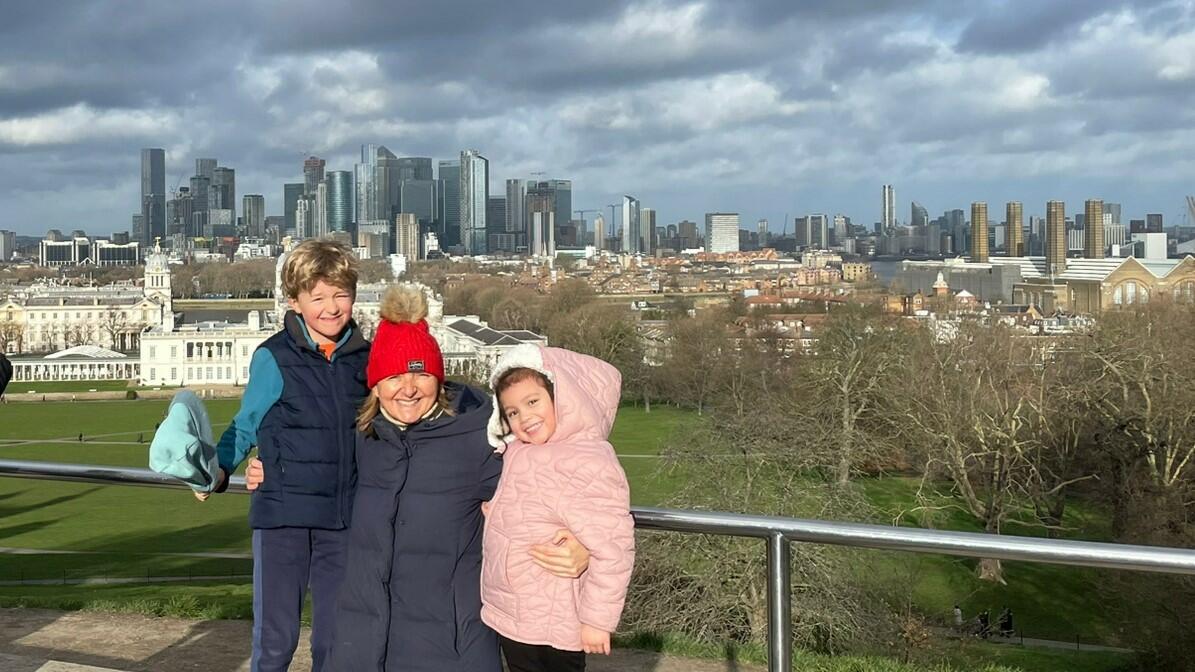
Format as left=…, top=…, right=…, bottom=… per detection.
left=580, top=624, right=611, bottom=655
left=245, top=458, right=265, bottom=491
left=194, top=468, right=227, bottom=502
left=529, top=529, right=590, bottom=578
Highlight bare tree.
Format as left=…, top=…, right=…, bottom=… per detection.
left=100, top=308, right=128, bottom=350
left=0, top=320, right=23, bottom=354
left=901, top=323, right=1051, bottom=583
left=657, top=311, right=731, bottom=415
left=803, top=307, right=911, bottom=484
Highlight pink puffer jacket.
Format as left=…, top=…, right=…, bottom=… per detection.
left=481, top=345, right=635, bottom=652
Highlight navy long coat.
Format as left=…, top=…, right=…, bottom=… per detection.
left=329, top=382, right=503, bottom=672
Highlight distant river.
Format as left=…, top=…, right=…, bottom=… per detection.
left=869, top=260, right=901, bottom=284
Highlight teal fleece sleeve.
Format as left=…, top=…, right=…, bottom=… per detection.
left=216, top=348, right=283, bottom=474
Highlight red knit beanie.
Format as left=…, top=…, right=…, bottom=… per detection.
left=366, top=285, right=445, bottom=388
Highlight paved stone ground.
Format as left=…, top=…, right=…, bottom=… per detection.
left=0, top=608, right=764, bottom=672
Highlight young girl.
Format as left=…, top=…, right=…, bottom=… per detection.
left=483, top=344, right=636, bottom=672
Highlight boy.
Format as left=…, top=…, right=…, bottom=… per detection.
left=201, top=239, right=370, bottom=672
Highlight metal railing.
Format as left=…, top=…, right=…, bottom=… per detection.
left=5, top=458, right=1195, bottom=671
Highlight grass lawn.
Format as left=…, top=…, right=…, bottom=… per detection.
left=3, top=380, right=131, bottom=393
left=858, top=477, right=1126, bottom=646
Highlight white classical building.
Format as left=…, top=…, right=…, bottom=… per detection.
left=0, top=246, right=171, bottom=355
left=138, top=309, right=277, bottom=387
left=6, top=345, right=140, bottom=385
left=8, top=246, right=545, bottom=386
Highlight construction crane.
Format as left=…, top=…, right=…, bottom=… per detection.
left=574, top=208, right=599, bottom=225
left=1186, top=195, right=1195, bottom=227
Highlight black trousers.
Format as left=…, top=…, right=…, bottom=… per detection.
left=500, top=635, right=586, bottom=672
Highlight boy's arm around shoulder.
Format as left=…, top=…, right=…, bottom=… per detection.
left=555, top=444, right=635, bottom=634
left=213, top=348, right=284, bottom=491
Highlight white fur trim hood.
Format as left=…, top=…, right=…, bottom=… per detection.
left=486, top=343, right=554, bottom=451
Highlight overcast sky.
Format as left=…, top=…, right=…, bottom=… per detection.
left=2, top=0, right=1194, bottom=237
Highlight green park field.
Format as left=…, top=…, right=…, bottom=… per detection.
left=0, top=398, right=1132, bottom=671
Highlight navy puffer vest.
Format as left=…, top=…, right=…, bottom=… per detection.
left=249, top=312, right=370, bottom=530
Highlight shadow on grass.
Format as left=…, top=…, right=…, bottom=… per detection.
left=0, top=487, right=101, bottom=530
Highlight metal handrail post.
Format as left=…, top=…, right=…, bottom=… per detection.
left=766, top=531, right=791, bottom=672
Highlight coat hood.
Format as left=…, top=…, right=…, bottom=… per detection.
left=149, top=390, right=220, bottom=492
left=487, top=344, right=621, bottom=449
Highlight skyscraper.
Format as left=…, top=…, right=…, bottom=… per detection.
left=622, top=196, right=641, bottom=254
left=546, top=180, right=572, bottom=238
left=705, top=213, right=740, bottom=253
left=283, top=183, right=304, bottom=236
left=395, top=213, right=420, bottom=260
left=911, top=201, right=929, bottom=228
left=396, top=157, right=433, bottom=181
left=506, top=179, right=526, bottom=242
left=1103, top=202, right=1121, bottom=226
left=315, top=182, right=328, bottom=238
left=1046, top=200, right=1066, bottom=276
left=140, top=148, right=165, bottom=245
left=757, top=219, right=769, bottom=246
left=1084, top=199, right=1105, bottom=258
left=326, top=171, right=353, bottom=233
left=195, top=158, right=216, bottom=179
left=189, top=175, right=210, bottom=238
left=242, top=194, right=265, bottom=238
left=1146, top=213, right=1163, bottom=232
left=486, top=197, right=509, bottom=251
left=167, top=187, right=193, bottom=237
left=303, top=156, right=325, bottom=196
left=881, top=184, right=895, bottom=231
left=459, top=150, right=489, bottom=255
left=355, top=144, right=379, bottom=224
left=212, top=167, right=236, bottom=220
left=810, top=214, right=829, bottom=248
left=438, top=160, right=460, bottom=248
left=375, top=146, right=402, bottom=222
left=526, top=183, right=557, bottom=257
left=399, top=180, right=438, bottom=230
left=970, top=202, right=989, bottom=262
left=1005, top=201, right=1024, bottom=257
left=295, top=196, right=315, bottom=239
left=641, top=208, right=657, bottom=254
left=593, top=214, right=605, bottom=251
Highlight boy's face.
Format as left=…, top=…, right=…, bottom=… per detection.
left=288, top=279, right=354, bottom=345
left=499, top=377, right=557, bottom=445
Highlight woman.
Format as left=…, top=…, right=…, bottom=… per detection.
left=246, top=284, right=590, bottom=671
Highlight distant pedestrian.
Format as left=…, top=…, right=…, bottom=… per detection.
left=977, top=610, right=991, bottom=639
left=999, top=607, right=1014, bottom=638
left=953, top=604, right=963, bottom=631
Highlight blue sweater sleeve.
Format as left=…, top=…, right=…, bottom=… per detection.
left=216, top=348, right=284, bottom=474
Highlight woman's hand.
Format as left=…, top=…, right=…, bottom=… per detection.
left=529, top=529, right=590, bottom=578
left=580, top=624, right=611, bottom=655
left=245, top=458, right=265, bottom=491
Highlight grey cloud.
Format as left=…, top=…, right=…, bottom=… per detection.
left=2, top=0, right=1194, bottom=234
left=954, top=0, right=1173, bottom=54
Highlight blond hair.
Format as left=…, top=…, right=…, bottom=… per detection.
left=356, top=386, right=457, bottom=437
left=280, top=239, right=359, bottom=299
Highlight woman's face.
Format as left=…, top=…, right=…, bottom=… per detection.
left=376, top=373, right=440, bottom=425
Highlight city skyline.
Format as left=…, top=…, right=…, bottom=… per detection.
left=2, top=1, right=1195, bottom=236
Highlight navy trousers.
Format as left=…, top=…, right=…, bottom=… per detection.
left=251, top=527, right=349, bottom=672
